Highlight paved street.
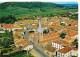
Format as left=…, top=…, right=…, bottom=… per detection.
left=24, top=31, right=49, bottom=57
left=33, top=45, right=49, bottom=57
left=24, top=31, right=28, bottom=39
left=30, top=49, right=42, bottom=57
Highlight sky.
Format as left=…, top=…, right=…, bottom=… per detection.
left=53, top=2, right=78, bottom=4
left=0, top=2, right=78, bottom=4
left=0, top=2, right=3, bottom=3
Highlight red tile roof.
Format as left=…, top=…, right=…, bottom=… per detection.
left=66, top=37, right=72, bottom=40
left=58, top=47, right=72, bottom=54
left=52, top=40, right=61, bottom=44
left=62, top=39, right=69, bottom=44
left=45, top=44, right=56, bottom=52
left=43, top=32, right=59, bottom=39
left=15, top=39, right=29, bottom=45
left=22, top=42, right=30, bottom=49
left=40, top=37, right=60, bottom=43
left=33, top=37, right=37, bottom=42
left=4, top=24, right=13, bottom=28
left=9, top=26, right=16, bottom=29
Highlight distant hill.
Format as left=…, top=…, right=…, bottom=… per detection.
left=0, top=2, right=78, bottom=23
left=0, top=2, right=78, bottom=9
left=57, top=4, right=78, bottom=8
left=0, top=2, right=58, bottom=9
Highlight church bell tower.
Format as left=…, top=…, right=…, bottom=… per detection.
left=37, top=20, right=43, bottom=42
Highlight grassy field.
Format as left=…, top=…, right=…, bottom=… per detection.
left=0, top=4, right=78, bottom=20
left=0, top=2, right=78, bottom=24
left=13, top=54, right=33, bottom=57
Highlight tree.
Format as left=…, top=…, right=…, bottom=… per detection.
left=19, top=46, right=23, bottom=50
left=0, top=15, right=17, bottom=24
left=0, top=30, right=14, bottom=48
left=72, top=39, right=78, bottom=48
left=60, top=33, right=67, bottom=39
left=40, top=8, right=46, bottom=12
left=72, top=39, right=78, bottom=44
left=50, top=13, right=54, bottom=17
left=18, top=36, right=21, bottom=38
left=50, top=28, right=54, bottom=31
left=43, top=29, right=49, bottom=34
left=68, top=24, right=71, bottom=26
left=60, top=23, right=66, bottom=26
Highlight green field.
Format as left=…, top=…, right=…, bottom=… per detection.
left=0, top=2, right=78, bottom=24
left=14, top=54, right=33, bottom=57
left=0, top=6, right=78, bottom=19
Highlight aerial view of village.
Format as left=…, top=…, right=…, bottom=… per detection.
left=0, top=2, right=78, bottom=57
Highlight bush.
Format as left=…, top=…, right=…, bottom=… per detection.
left=1, top=49, right=12, bottom=53
left=9, top=50, right=26, bottom=56
left=50, top=28, right=54, bottom=31
left=1, top=50, right=8, bottom=53
left=60, top=33, right=67, bottom=39
left=0, top=30, right=14, bottom=48
left=68, top=24, right=71, bottom=26
left=60, top=23, right=66, bottom=26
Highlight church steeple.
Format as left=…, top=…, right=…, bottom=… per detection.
left=37, top=20, right=43, bottom=33
left=37, top=20, right=43, bottom=42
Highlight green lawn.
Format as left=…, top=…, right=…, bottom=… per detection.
left=7, top=50, right=34, bottom=57
left=13, top=54, right=34, bottom=57
left=13, top=54, right=25, bottom=57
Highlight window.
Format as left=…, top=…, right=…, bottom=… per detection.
left=58, top=53, right=60, bottom=55
left=63, top=55, right=64, bottom=57
left=38, top=40, right=39, bottom=42
left=70, top=52, right=71, bottom=54
left=61, top=53, right=62, bottom=56
left=58, top=56, right=60, bottom=57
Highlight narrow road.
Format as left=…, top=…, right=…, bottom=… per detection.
left=24, top=31, right=28, bottom=39
left=33, top=45, right=49, bottom=57
left=24, top=31, right=49, bottom=57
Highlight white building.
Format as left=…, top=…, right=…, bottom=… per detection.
left=57, top=47, right=72, bottom=57
left=23, top=45, right=33, bottom=50
left=72, top=48, right=78, bottom=56
left=51, top=40, right=64, bottom=49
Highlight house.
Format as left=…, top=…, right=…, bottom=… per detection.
left=40, top=37, right=60, bottom=48
left=51, top=38, right=70, bottom=49
left=22, top=43, right=33, bottom=50
left=44, top=44, right=56, bottom=57
left=63, top=36, right=72, bottom=43
left=51, top=40, right=64, bottom=49
left=3, top=24, right=13, bottom=31
left=0, top=29, right=5, bottom=33
left=72, top=48, right=78, bottom=56
left=15, top=39, right=33, bottom=50
left=14, top=29, right=25, bottom=35
left=63, top=29, right=78, bottom=40
left=57, top=47, right=72, bottom=57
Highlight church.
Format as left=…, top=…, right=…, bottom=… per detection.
left=28, top=19, right=59, bottom=50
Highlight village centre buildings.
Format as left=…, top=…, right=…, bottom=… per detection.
left=0, top=16, right=78, bottom=57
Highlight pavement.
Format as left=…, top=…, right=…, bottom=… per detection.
left=29, top=49, right=42, bottom=57
left=24, top=31, right=28, bottom=39
left=24, top=31, right=49, bottom=57
left=33, top=45, right=49, bottom=57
